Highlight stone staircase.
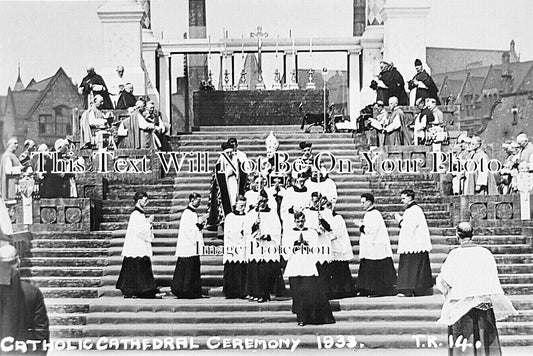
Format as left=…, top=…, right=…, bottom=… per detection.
left=18, top=125, right=533, bottom=350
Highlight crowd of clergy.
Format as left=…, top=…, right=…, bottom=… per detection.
left=450, top=132, right=533, bottom=195
left=364, top=58, right=447, bottom=147
left=78, top=65, right=170, bottom=151
left=116, top=137, right=444, bottom=327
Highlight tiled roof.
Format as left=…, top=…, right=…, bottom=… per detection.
left=12, top=90, right=41, bottom=117
left=26, top=76, right=53, bottom=91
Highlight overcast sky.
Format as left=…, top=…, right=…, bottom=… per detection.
left=0, top=0, right=532, bottom=92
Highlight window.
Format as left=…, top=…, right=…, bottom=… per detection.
left=39, top=114, right=54, bottom=134
left=39, top=106, right=72, bottom=136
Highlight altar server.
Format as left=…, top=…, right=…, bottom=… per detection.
left=354, top=193, right=396, bottom=296
left=326, top=201, right=356, bottom=299
left=171, top=193, right=208, bottom=299
left=437, top=222, right=517, bottom=355
left=284, top=211, right=336, bottom=326
left=116, top=192, right=160, bottom=299
left=303, top=192, right=334, bottom=299
left=394, top=189, right=433, bottom=296
left=281, top=174, right=311, bottom=231
left=244, top=190, right=282, bottom=303
left=223, top=195, right=248, bottom=299
left=305, top=168, right=338, bottom=207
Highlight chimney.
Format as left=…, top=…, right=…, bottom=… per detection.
left=501, top=51, right=513, bottom=93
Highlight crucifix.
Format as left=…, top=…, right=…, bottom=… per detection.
left=250, top=26, right=268, bottom=88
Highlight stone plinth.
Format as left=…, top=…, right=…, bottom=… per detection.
left=444, top=194, right=522, bottom=227
left=97, top=0, right=146, bottom=95
left=192, top=89, right=326, bottom=126
left=381, top=0, right=430, bottom=83
left=12, top=198, right=93, bottom=232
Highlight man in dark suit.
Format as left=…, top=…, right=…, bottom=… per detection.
left=0, top=244, right=49, bottom=355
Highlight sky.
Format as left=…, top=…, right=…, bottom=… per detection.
left=0, top=0, right=532, bottom=92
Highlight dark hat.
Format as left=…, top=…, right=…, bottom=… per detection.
left=414, top=59, right=423, bottom=66
left=227, top=137, right=237, bottom=146
left=221, top=142, right=231, bottom=150
left=299, top=141, right=312, bottom=150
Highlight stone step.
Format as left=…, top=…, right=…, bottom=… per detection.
left=45, top=299, right=91, bottom=314
left=26, top=248, right=109, bottom=258
left=22, top=276, right=102, bottom=288
left=49, top=313, right=86, bottom=326
left=21, top=257, right=107, bottom=268
left=84, top=310, right=443, bottom=325
left=79, top=320, right=533, bottom=338
left=30, top=240, right=110, bottom=249
left=87, top=295, right=533, bottom=313
left=41, top=287, right=98, bottom=298
left=28, top=231, right=112, bottom=240
left=20, top=267, right=103, bottom=278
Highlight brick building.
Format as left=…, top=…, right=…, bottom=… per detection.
left=0, top=67, right=84, bottom=150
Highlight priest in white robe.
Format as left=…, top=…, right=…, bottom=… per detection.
left=437, top=222, right=517, bottom=355
left=244, top=190, right=282, bottom=303
left=394, top=189, right=433, bottom=296
left=171, top=193, right=208, bottom=299
left=354, top=193, right=396, bottom=297
left=116, top=192, right=160, bottom=299
left=223, top=195, right=248, bottom=299
left=284, top=211, right=335, bottom=326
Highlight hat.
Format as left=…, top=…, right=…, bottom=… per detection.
left=375, top=100, right=384, bottom=106
left=414, top=59, right=423, bottom=66
left=221, top=142, right=231, bottom=150
left=517, top=133, right=528, bottom=143
left=299, top=141, right=312, bottom=150
left=0, top=244, right=18, bottom=264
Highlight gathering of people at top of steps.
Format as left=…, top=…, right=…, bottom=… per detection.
left=78, top=65, right=171, bottom=151
left=363, top=58, right=447, bottom=147
left=0, top=136, right=82, bottom=203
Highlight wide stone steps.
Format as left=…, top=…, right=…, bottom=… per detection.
left=40, top=287, right=98, bottom=299
left=98, top=210, right=450, bottom=223
left=99, top=218, right=453, bottom=231
left=20, top=267, right=103, bottom=278
left=75, top=320, right=533, bottom=338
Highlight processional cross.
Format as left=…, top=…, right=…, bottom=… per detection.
left=250, top=26, right=268, bottom=87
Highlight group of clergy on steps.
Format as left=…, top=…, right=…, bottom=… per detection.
left=78, top=65, right=170, bottom=151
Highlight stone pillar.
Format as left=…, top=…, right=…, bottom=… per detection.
left=380, top=0, right=430, bottom=82
left=360, top=25, right=383, bottom=107
left=188, top=0, right=208, bottom=130
left=97, top=0, right=146, bottom=95
left=142, top=29, right=160, bottom=105
left=158, top=52, right=171, bottom=127
left=348, top=50, right=361, bottom=125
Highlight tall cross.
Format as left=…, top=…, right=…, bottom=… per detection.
left=250, top=26, right=268, bottom=76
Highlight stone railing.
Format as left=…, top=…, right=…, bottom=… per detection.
left=10, top=198, right=95, bottom=232
left=444, top=194, right=521, bottom=226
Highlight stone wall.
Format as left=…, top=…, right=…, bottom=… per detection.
left=192, top=89, right=327, bottom=126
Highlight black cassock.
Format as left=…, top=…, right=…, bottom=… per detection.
left=409, top=70, right=440, bottom=105
left=376, top=66, right=409, bottom=106
left=207, top=159, right=247, bottom=231
left=115, top=92, right=137, bottom=110
left=79, top=72, right=114, bottom=109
